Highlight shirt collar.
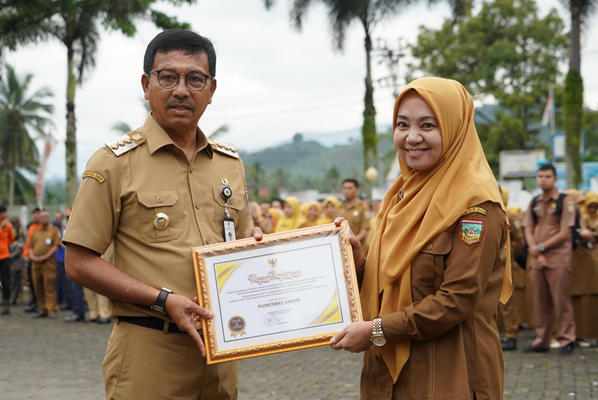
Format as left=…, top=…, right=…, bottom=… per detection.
left=143, top=113, right=211, bottom=157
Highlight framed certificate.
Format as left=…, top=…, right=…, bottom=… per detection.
left=192, top=221, right=363, bottom=364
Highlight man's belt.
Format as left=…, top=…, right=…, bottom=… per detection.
left=117, top=316, right=185, bottom=334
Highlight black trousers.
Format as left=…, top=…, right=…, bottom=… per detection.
left=0, top=258, right=10, bottom=302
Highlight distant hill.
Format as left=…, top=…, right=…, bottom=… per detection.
left=239, top=132, right=396, bottom=179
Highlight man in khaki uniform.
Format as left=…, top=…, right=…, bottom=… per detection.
left=64, top=30, right=258, bottom=400
left=28, top=210, right=61, bottom=318
left=522, top=163, right=576, bottom=353
left=338, top=179, right=369, bottom=243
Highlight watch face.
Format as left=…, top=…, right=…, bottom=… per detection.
left=372, top=335, right=386, bottom=347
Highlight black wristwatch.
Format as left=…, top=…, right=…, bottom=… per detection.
left=150, top=287, right=172, bottom=316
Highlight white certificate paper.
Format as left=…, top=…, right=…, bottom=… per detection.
left=193, top=222, right=362, bottom=363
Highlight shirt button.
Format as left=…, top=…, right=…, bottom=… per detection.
left=156, top=196, right=163, bottom=203
left=427, top=244, right=433, bottom=250
left=195, top=202, right=201, bottom=209
left=229, top=198, right=234, bottom=205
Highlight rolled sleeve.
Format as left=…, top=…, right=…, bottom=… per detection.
left=63, top=148, right=121, bottom=255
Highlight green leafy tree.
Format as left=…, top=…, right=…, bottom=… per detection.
left=263, top=0, right=466, bottom=173
left=560, top=0, right=597, bottom=187
left=0, top=0, right=195, bottom=206
left=410, top=0, right=567, bottom=165
left=0, top=63, right=53, bottom=206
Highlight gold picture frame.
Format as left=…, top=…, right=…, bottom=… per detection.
left=192, top=221, right=363, bottom=364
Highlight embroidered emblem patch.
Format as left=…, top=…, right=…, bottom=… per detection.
left=460, top=218, right=484, bottom=245
left=567, top=204, right=575, bottom=213
left=461, top=206, right=488, bottom=216
left=82, top=171, right=106, bottom=183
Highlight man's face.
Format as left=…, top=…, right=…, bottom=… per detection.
left=260, top=202, right=270, bottom=217
left=32, top=211, right=40, bottom=223
left=39, top=211, right=50, bottom=227
left=536, top=169, right=557, bottom=191
left=142, top=50, right=217, bottom=136
left=342, top=182, right=358, bottom=202
left=0, top=212, right=6, bottom=222
left=54, top=212, right=63, bottom=223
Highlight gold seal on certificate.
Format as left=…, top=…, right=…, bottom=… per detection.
left=228, top=315, right=247, bottom=337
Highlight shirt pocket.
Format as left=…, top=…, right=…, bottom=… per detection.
left=136, top=188, right=184, bottom=243
left=412, top=231, right=453, bottom=291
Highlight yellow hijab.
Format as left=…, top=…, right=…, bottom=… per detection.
left=361, top=77, right=511, bottom=382
left=581, top=191, right=598, bottom=229
left=275, top=196, right=306, bottom=232
left=267, top=208, right=283, bottom=230
left=317, top=196, right=340, bottom=225
left=303, top=201, right=321, bottom=227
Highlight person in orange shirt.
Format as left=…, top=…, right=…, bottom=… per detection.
left=0, top=205, right=15, bottom=315
left=23, top=207, right=42, bottom=313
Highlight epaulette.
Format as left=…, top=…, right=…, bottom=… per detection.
left=105, top=131, right=146, bottom=157
left=207, top=137, right=239, bottom=159
left=461, top=206, right=488, bottom=216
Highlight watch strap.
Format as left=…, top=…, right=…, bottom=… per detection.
left=151, top=287, right=172, bottom=315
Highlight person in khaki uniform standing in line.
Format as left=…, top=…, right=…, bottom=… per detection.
left=497, top=187, right=525, bottom=351
left=64, top=30, right=259, bottom=400
left=330, top=78, right=510, bottom=399
left=522, top=163, right=576, bottom=353
left=28, top=210, right=61, bottom=319
left=338, top=179, right=369, bottom=243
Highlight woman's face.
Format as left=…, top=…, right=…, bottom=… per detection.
left=588, top=203, right=598, bottom=215
left=307, top=205, right=319, bottom=221
left=283, top=203, right=293, bottom=217
left=325, top=202, right=336, bottom=217
left=394, top=91, right=443, bottom=171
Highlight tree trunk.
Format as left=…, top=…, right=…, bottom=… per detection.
left=362, top=27, right=377, bottom=173
left=8, top=170, right=14, bottom=207
left=564, top=5, right=583, bottom=188
left=65, top=47, right=78, bottom=207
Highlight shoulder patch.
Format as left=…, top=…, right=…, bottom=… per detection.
left=461, top=206, right=488, bottom=216
left=209, top=138, right=239, bottom=159
left=82, top=171, right=106, bottom=184
left=105, top=131, right=146, bottom=157
left=459, top=218, right=484, bottom=245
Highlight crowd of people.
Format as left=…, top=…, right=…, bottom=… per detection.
left=497, top=162, right=598, bottom=355
left=0, top=207, right=111, bottom=324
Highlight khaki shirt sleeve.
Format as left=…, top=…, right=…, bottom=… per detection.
left=52, top=227, right=62, bottom=246
left=382, top=204, right=507, bottom=341
left=521, top=201, right=535, bottom=229
left=509, top=215, right=523, bottom=242
left=560, top=195, right=576, bottom=228
left=63, top=148, right=121, bottom=255
left=360, top=210, right=370, bottom=233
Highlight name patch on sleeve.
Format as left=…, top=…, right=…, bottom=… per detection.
left=459, top=218, right=484, bottom=245
left=461, top=206, right=488, bottom=216
left=82, top=171, right=106, bottom=183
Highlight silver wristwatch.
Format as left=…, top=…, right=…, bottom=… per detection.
left=538, top=243, right=545, bottom=253
left=371, top=316, right=387, bottom=347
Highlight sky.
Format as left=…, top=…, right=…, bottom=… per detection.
left=4, top=0, right=598, bottom=181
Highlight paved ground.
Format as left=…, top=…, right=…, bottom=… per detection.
left=2, top=304, right=598, bottom=399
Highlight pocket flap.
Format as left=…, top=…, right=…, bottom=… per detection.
left=420, top=231, right=453, bottom=255
left=137, top=188, right=178, bottom=208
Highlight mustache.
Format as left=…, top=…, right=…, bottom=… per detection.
left=166, top=100, right=195, bottom=111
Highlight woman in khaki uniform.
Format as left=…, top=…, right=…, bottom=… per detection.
left=570, top=190, right=598, bottom=345
left=330, top=77, right=511, bottom=399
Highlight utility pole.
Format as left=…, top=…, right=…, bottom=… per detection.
left=374, top=37, right=407, bottom=99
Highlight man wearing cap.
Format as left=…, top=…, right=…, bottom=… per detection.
left=64, top=29, right=258, bottom=399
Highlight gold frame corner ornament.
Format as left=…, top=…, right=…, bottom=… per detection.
left=192, top=221, right=363, bottom=364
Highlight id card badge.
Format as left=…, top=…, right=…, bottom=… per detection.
left=223, top=218, right=236, bottom=242
left=45, top=237, right=52, bottom=246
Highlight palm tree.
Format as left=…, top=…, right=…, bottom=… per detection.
left=264, top=0, right=465, bottom=172
left=561, top=0, right=597, bottom=188
left=0, top=63, right=54, bottom=206
left=0, top=0, right=196, bottom=206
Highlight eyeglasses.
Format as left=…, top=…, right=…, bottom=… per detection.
left=148, top=69, right=212, bottom=92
